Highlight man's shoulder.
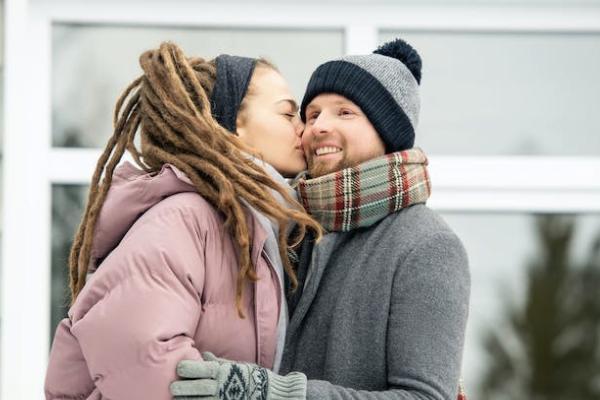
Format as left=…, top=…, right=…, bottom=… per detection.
left=380, top=204, right=454, bottom=238
left=328, top=204, right=464, bottom=260
left=346, top=204, right=464, bottom=259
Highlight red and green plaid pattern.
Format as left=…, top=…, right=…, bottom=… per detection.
left=296, top=148, right=431, bottom=232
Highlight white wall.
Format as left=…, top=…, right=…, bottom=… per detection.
left=2, top=1, right=600, bottom=398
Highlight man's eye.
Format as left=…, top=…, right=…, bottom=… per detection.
left=340, top=109, right=355, bottom=116
left=307, top=112, right=319, bottom=122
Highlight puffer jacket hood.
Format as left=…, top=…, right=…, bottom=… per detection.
left=86, top=161, right=196, bottom=276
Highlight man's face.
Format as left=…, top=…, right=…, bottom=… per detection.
left=302, top=94, right=386, bottom=177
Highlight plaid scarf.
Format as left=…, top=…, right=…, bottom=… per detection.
left=295, top=148, right=431, bottom=232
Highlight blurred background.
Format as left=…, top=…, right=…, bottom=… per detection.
left=2, top=0, right=600, bottom=398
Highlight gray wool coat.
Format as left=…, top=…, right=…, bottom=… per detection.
left=281, top=204, right=470, bottom=400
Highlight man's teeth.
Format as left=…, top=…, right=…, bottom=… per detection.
left=315, top=146, right=342, bottom=156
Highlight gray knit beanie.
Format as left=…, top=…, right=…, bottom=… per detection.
left=300, top=38, right=422, bottom=153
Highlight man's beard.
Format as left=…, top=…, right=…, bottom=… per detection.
left=307, top=151, right=353, bottom=178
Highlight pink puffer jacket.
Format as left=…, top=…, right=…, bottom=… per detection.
left=44, top=162, right=281, bottom=400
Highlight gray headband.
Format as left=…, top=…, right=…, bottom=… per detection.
left=210, top=54, right=257, bottom=133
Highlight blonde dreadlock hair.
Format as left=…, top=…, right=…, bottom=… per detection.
left=68, top=42, right=322, bottom=317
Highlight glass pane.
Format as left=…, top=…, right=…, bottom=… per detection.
left=441, top=212, right=600, bottom=398
left=50, top=184, right=87, bottom=341
left=380, top=31, right=600, bottom=156
left=52, top=24, right=344, bottom=148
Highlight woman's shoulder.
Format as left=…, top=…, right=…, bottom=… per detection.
left=151, top=191, right=214, bottom=211
left=141, top=191, right=223, bottom=228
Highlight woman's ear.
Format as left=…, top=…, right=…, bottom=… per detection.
left=235, top=113, right=250, bottom=143
left=235, top=116, right=246, bottom=138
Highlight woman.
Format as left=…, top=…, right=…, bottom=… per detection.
left=44, top=42, right=321, bottom=400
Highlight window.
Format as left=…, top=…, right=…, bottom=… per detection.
left=380, top=31, right=600, bottom=156
left=53, top=24, right=344, bottom=147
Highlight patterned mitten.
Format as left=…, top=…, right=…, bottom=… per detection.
left=170, top=352, right=307, bottom=400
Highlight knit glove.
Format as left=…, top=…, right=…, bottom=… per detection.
left=170, top=352, right=307, bottom=400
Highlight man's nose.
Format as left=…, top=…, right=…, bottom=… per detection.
left=311, top=113, right=332, bottom=135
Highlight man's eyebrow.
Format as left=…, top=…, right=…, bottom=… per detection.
left=306, top=99, right=354, bottom=111
left=305, top=103, right=318, bottom=112
left=334, top=99, right=355, bottom=106
left=277, top=99, right=299, bottom=112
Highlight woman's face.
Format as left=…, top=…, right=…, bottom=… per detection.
left=236, top=67, right=306, bottom=178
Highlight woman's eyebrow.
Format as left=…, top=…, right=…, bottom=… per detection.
left=276, top=99, right=299, bottom=112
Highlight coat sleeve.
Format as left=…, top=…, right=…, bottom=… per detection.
left=305, top=231, right=471, bottom=400
left=50, top=203, right=207, bottom=400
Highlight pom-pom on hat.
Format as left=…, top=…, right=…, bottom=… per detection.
left=301, top=38, right=422, bottom=153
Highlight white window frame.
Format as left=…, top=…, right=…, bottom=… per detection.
left=3, top=1, right=600, bottom=398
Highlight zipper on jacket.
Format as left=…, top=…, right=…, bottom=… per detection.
left=256, top=249, right=283, bottom=368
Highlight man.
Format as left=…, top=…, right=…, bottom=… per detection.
left=171, top=38, right=470, bottom=400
